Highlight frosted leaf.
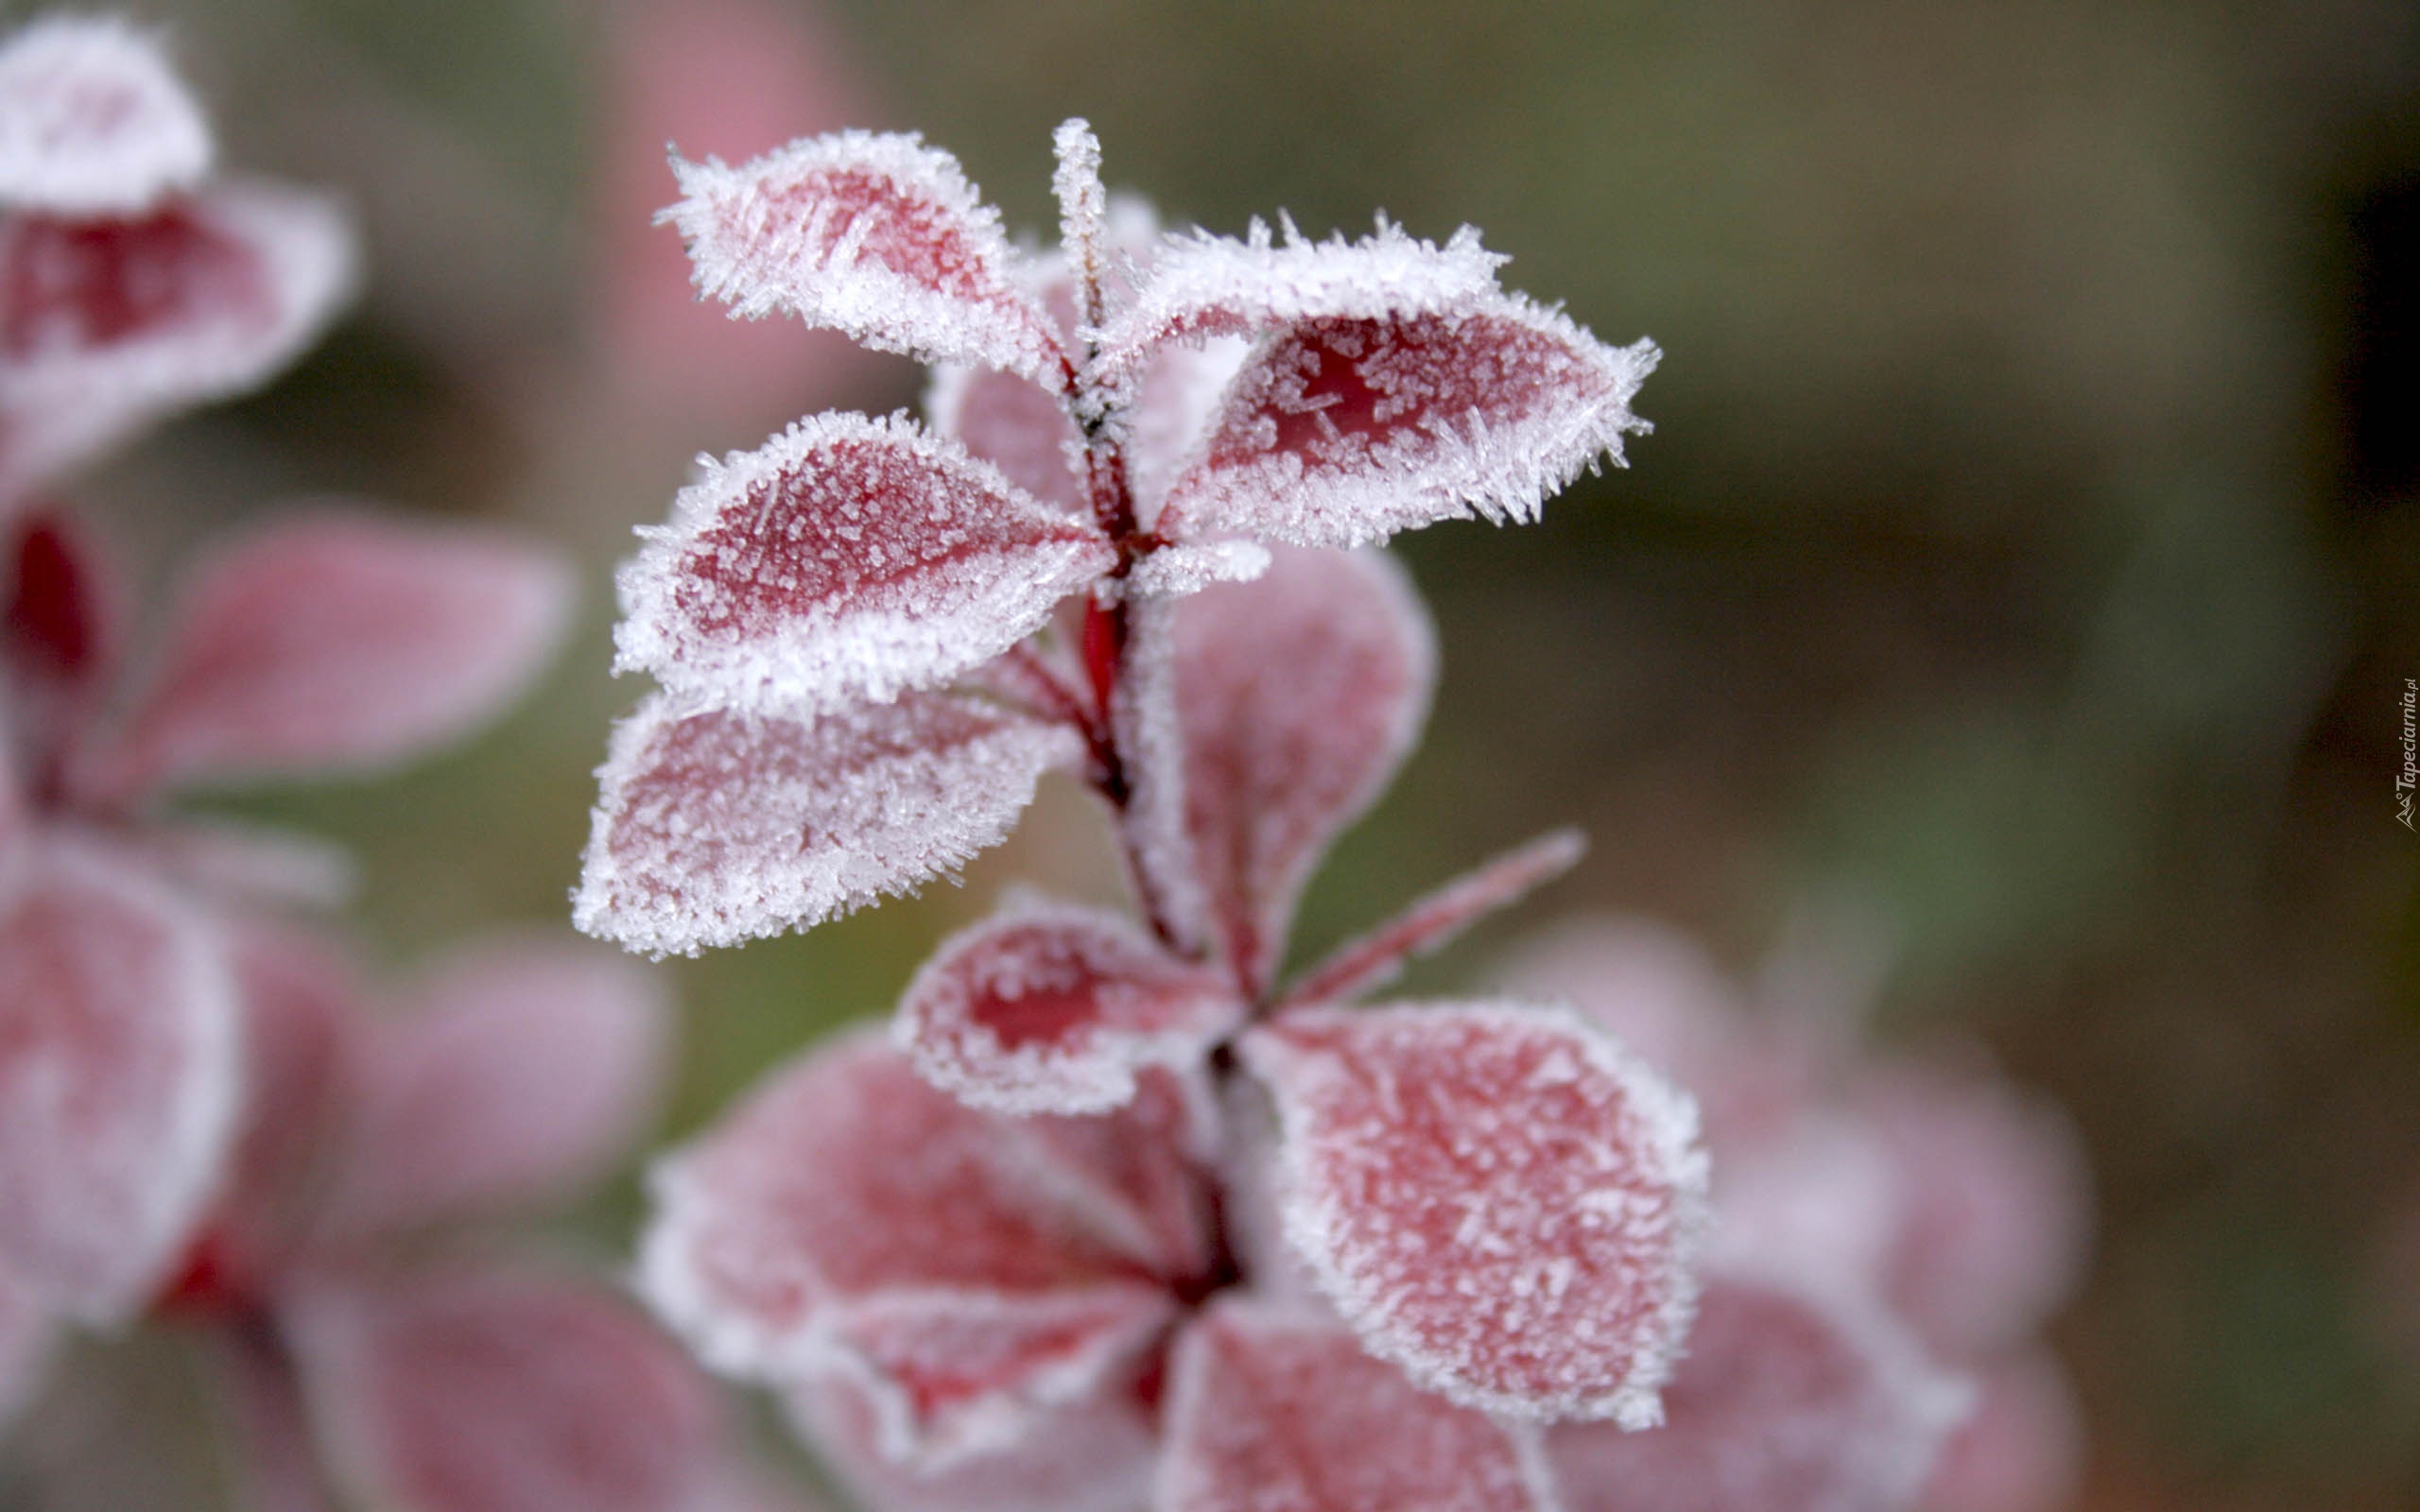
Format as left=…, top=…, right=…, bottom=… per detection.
left=793, top=1367, right=1157, bottom=1512
left=1156, top=1298, right=1560, bottom=1512
left=1240, top=1002, right=1709, bottom=1424
left=1095, top=218, right=1505, bottom=383
left=1161, top=296, right=1657, bottom=550
left=896, top=899, right=1243, bottom=1117
left=638, top=1033, right=1184, bottom=1458
left=576, top=691, right=1080, bottom=956
left=320, top=937, right=669, bottom=1239
left=614, top=412, right=1114, bottom=713
left=1920, top=1349, right=2083, bottom=1512
left=285, top=1265, right=717, bottom=1512
left=0, top=181, right=353, bottom=504
left=1174, top=547, right=1434, bottom=996
left=1857, top=1059, right=2091, bottom=1356
left=1013, top=1066, right=1221, bottom=1284
left=664, top=131, right=1063, bottom=379
left=1545, top=1274, right=1970, bottom=1512
left=925, top=361, right=1083, bottom=514
left=1127, top=333, right=1250, bottom=523
left=0, top=17, right=211, bottom=215
left=0, top=836, right=238, bottom=1325
left=80, top=513, right=571, bottom=799
left=1281, top=829, right=1586, bottom=1010
left=1122, top=538, right=1269, bottom=600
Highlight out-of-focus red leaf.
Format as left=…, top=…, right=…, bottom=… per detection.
left=577, top=691, right=1080, bottom=956
left=286, top=1265, right=718, bottom=1512
left=925, top=361, right=1083, bottom=515
left=1156, top=1299, right=1558, bottom=1512
left=1919, top=1349, right=2083, bottom=1512
left=1241, top=1002, right=1708, bottom=1424
left=1546, top=1274, right=1970, bottom=1512
left=792, top=1366, right=1157, bottom=1512
left=1173, top=547, right=1434, bottom=997
left=82, top=513, right=570, bottom=800
left=320, top=936, right=668, bottom=1239
left=0, top=1270, right=54, bottom=1427
left=896, top=899, right=1242, bottom=1116
left=1161, top=297, right=1655, bottom=550
left=638, top=1033, right=1183, bottom=1459
left=0, top=17, right=210, bottom=215
left=663, top=131, right=1063, bottom=379
left=614, top=412, right=1112, bottom=714
left=0, top=836, right=238, bottom=1324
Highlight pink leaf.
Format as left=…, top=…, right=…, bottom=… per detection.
left=1279, top=828, right=1586, bottom=1010
left=80, top=512, right=571, bottom=799
left=792, top=1366, right=1157, bottom=1512
left=0, top=182, right=353, bottom=503
left=320, top=936, right=669, bottom=1239
left=638, top=1033, right=1184, bottom=1459
left=1156, top=1298, right=1559, bottom=1512
left=895, top=899, right=1243, bottom=1116
left=1011, top=1066, right=1221, bottom=1286
left=1094, top=218, right=1506, bottom=385
left=286, top=1265, right=718, bottom=1512
left=577, top=691, right=1080, bottom=955
left=663, top=131, right=1064, bottom=380
left=0, top=17, right=211, bottom=215
left=1174, top=547, right=1434, bottom=996
left=133, top=817, right=358, bottom=914
left=1545, top=1274, right=1970, bottom=1512
left=0, top=836, right=239, bottom=1325
left=1160, top=295, right=1657, bottom=550
left=614, top=412, right=1115, bottom=713
left=1920, top=1349, right=2083, bottom=1512
left=924, top=361, right=1083, bottom=515
left=1858, top=1058, right=2092, bottom=1356
left=1240, top=1002, right=1709, bottom=1424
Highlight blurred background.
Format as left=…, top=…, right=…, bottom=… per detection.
left=11, top=0, right=2415, bottom=1506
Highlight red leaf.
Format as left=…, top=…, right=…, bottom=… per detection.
left=577, top=691, right=1080, bottom=955
left=1545, top=1274, right=1970, bottom=1512
left=1240, top=1002, right=1709, bottom=1424
left=1279, top=829, right=1586, bottom=1010
left=286, top=1266, right=718, bottom=1512
left=1160, top=295, right=1656, bottom=550
left=896, top=899, right=1243, bottom=1116
left=79, top=513, right=571, bottom=799
left=320, top=936, right=669, bottom=1239
left=793, top=1366, right=1157, bottom=1512
left=664, top=131, right=1064, bottom=380
left=0, top=836, right=238, bottom=1324
left=1156, top=1299, right=1558, bottom=1512
left=615, top=412, right=1115, bottom=714
left=0, top=182, right=352, bottom=503
left=1920, top=1349, right=2083, bottom=1512
left=638, top=1033, right=1188, bottom=1459
left=0, top=17, right=211, bottom=215
left=1173, top=547, right=1433, bottom=996
left=2, top=512, right=122, bottom=772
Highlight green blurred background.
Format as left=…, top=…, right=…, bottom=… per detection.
left=17, top=0, right=2418, bottom=1506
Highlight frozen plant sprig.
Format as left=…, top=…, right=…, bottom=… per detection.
left=592, top=121, right=1738, bottom=1509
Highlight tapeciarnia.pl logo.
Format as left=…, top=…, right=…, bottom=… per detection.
left=2399, top=679, right=2416, bottom=831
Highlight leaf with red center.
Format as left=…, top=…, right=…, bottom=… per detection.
left=664, top=131, right=1063, bottom=380
left=1545, top=1274, right=1970, bottom=1512
left=793, top=1366, right=1158, bottom=1512
left=285, top=1265, right=718, bottom=1512
left=1173, top=547, right=1433, bottom=996
left=577, top=691, right=1080, bottom=956
left=1160, top=295, right=1656, bottom=550
left=0, top=836, right=238, bottom=1325
left=1094, top=218, right=1506, bottom=385
left=1858, top=1058, right=2091, bottom=1356
left=0, top=182, right=352, bottom=504
left=1920, top=1349, right=2083, bottom=1512
left=0, top=17, right=211, bottom=215
left=1240, top=1002, right=1709, bottom=1424
left=1156, top=1299, right=1559, bottom=1512
left=614, top=412, right=1115, bottom=714
left=638, top=1032, right=1187, bottom=1461
left=79, top=513, right=571, bottom=800
left=1279, top=829, right=1586, bottom=1010
left=896, top=900, right=1243, bottom=1117
left=320, top=936, right=668, bottom=1239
